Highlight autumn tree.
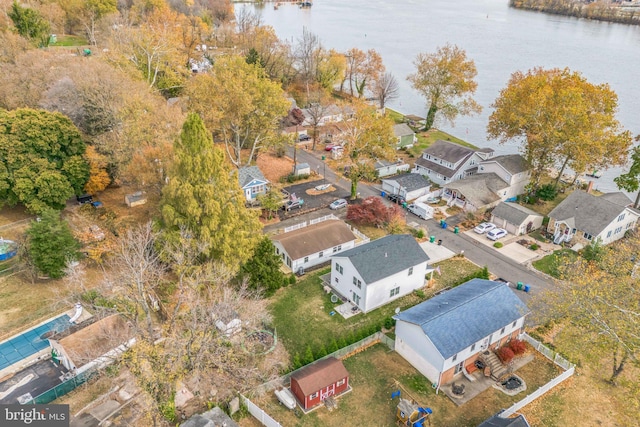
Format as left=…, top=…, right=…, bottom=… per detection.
left=407, top=43, right=481, bottom=131
left=8, top=1, right=50, bottom=47
left=83, top=145, right=111, bottom=194
left=488, top=68, right=631, bottom=189
left=60, top=0, right=117, bottom=46
left=304, top=91, right=331, bottom=150
left=244, top=26, right=295, bottom=85
left=346, top=196, right=404, bottom=229
left=159, top=113, right=262, bottom=270
left=615, top=144, right=640, bottom=208
left=336, top=102, right=396, bottom=199
left=25, top=210, right=81, bottom=279
left=535, top=234, right=640, bottom=383
left=238, top=237, right=287, bottom=297
left=0, top=108, right=89, bottom=213
left=341, top=48, right=385, bottom=98
left=185, top=56, right=289, bottom=167
left=372, top=72, right=400, bottom=111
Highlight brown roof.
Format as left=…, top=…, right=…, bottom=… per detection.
left=271, top=220, right=356, bottom=260
left=291, top=357, right=348, bottom=396
left=59, top=315, right=131, bottom=367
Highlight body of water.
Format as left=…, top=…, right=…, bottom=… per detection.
left=240, top=0, right=640, bottom=193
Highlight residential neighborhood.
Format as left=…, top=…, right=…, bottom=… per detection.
left=0, top=1, right=638, bottom=427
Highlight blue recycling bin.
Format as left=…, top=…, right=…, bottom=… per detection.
left=442, top=222, right=448, bottom=229
left=524, top=284, right=531, bottom=293
left=381, top=191, right=386, bottom=197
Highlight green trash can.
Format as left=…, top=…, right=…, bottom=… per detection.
left=517, top=281, right=523, bottom=290
left=430, top=235, right=436, bottom=243
left=454, top=226, right=459, bottom=234
left=402, top=202, right=407, bottom=209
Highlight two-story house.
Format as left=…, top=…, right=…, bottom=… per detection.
left=329, top=235, right=429, bottom=313
left=413, top=140, right=494, bottom=186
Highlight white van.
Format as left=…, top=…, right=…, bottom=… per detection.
left=407, top=202, right=434, bottom=220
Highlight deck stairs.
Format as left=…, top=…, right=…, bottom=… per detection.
left=479, top=350, right=508, bottom=381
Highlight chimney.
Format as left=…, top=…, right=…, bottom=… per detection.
left=586, top=181, right=594, bottom=194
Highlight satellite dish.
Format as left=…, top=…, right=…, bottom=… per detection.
left=394, top=307, right=400, bottom=314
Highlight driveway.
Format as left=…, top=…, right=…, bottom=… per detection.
left=281, top=180, right=350, bottom=219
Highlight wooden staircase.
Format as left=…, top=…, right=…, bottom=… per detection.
left=479, top=350, right=508, bottom=381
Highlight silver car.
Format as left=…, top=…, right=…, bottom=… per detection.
left=329, top=199, right=348, bottom=209
left=486, top=228, right=508, bottom=241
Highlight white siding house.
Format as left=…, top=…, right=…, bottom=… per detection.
left=329, top=235, right=429, bottom=313
left=394, top=279, right=529, bottom=388
left=491, top=202, right=544, bottom=236
left=381, top=173, right=431, bottom=201
left=271, top=220, right=357, bottom=273
left=413, top=140, right=492, bottom=186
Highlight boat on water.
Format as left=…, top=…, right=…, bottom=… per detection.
left=299, top=1, right=312, bottom=8
left=275, top=387, right=297, bottom=410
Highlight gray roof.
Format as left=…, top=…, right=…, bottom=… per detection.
left=491, top=202, right=542, bottom=226
left=335, top=234, right=429, bottom=284
left=478, top=413, right=531, bottom=427
left=238, top=166, right=268, bottom=188
left=444, top=173, right=508, bottom=208
left=382, top=173, right=430, bottom=192
left=481, top=155, right=529, bottom=175
left=600, top=192, right=632, bottom=207
left=181, top=407, right=239, bottom=427
left=423, top=140, right=475, bottom=164
left=394, top=279, right=529, bottom=359
left=548, top=191, right=634, bottom=236
left=374, top=159, right=396, bottom=169
left=394, top=123, right=414, bottom=137
left=272, top=220, right=356, bottom=260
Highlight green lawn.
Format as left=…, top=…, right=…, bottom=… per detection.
left=51, top=35, right=89, bottom=47
left=269, top=258, right=483, bottom=363
left=532, top=249, right=579, bottom=278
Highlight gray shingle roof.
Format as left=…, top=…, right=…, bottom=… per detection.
left=478, top=413, right=531, bottom=427
left=548, top=191, right=633, bottom=236
left=491, top=202, right=542, bottom=226
left=393, top=123, right=414, bottom=137
left=382, top=173, right=431, bottom=192
left=238, top=166, right=268, bottom=188
left=482, top=154, right=529, bottom=175
left=423, top=140, right=475, bottom=163
left=444, top=173, right=508, bottom=208
left=414, top=156, right=460, bottom=179
left=335, top=235, right=429, bottom=284
left=271, top=220, right=356, bottom=260
left=181, top=407, right=239, bottom=427
left=394, top=279, right=529, bottom=359
left=600, top=192, right=632, bottom=207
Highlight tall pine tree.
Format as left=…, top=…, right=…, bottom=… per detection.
left=160, top=113, right=261, bottom=270
left=239, top=237, right=286, bottom=297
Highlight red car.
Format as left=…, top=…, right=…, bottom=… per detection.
left=325, top=144, right=337, bottom=151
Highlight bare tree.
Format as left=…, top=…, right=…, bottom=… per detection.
left=372, top=72, right=400, bottom=111
left=304, top=94, right=332, bottom=150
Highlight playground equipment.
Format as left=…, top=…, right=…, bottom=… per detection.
left=0, top=238, right=17, bottom=261
left=69, top=303, right=83, bottom=323
left=396, top=397, right=432, bottom=426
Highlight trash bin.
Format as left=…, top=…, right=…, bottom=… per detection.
left=402, top=202, right=407, bottom=209
left=429, top=235, right=436, bottom=243
left=381, top=191, right=386, bottom=197
left=437, top=239, right=442, bottom=246
left=439, top=219, right=444, bottom=227
left=524, top=284, right=531, bottom=293
left=454, top=226, right=459, bottom=234
left=442, top=222, right=448, bottom=229
left=517, top=282, right=523, bottom=290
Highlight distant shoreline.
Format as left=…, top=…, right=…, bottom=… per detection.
left=510, top=0, right=640, bottom=26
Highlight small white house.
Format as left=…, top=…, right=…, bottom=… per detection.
left=271, top=220, right=357, bottom=273
left=329, top=235, right=429, bottom=313
left=381, top=173, right=431, bottom=201
left=375, top=159, right=410, bottom=178
left=491, top=202, right=544, bottom=236
left=393, top=279, right=529, bottom=388
left=294, top=163, right=311, bottom=176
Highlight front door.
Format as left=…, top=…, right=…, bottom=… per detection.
left=320, top=384, right=335, bottom=401
left=352, top=292, right=360, bottom=306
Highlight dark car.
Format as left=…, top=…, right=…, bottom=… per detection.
left=298, top=134, right=311, bottom=141
left=387, top=193, right=405, bottom=205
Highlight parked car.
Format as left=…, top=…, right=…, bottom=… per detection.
left=486, top=228, right=508, bottom=241
left=387, top=193, right=405, bottom=205
left=329, top=199, right=348, bottom=210
left=474, top=222, right=496, bottom=234
left=283, top=199, right=304, bottom=211
left=76, top=194, right=93, bottom=205
left=299, top=134, right=311, bottom=141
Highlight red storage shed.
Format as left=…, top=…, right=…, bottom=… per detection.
left=290, top=357, right=349, bottom=410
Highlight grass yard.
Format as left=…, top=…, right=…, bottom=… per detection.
left=241, top=343, right=564, bottom=427
left=50, top=34, right=89, bottom=46
left=269, top=257, right=483, bottom=363
left=532, top=249, right=578, bottom=278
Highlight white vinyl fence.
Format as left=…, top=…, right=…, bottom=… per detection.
left=241, top=395, right=283, bottom=427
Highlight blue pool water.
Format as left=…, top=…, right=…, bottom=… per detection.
left=0, top=314, right=71, bottom=371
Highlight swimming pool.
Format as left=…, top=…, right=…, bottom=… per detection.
left=0, top=314, right=71, bottom=371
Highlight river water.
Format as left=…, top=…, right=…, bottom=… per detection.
left=239, top=0, right=640, bottom=192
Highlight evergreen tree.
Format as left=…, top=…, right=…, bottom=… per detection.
left=26, top=210, right=80, bottom=279
left=8, top=2, right=50, bottom=47
left=160, top=113, right=262, bottom=270
left=302, top=345, right=314, bottom=365
left=239, top=237, right=286, bottom=297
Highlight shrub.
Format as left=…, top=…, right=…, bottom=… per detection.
left=414, top=289, right=425, bottom=299
left=536, top=184, right=558, bottom=201
left=508, top=339, right=527, bottom=355
left=412, top=228, right=425, bottom=239
left=496, top=347, right=515, bottom=363
left=529, top=243, right=540, bottom=251
left=493, top=241, right=503, bottom=248
left=289, top=274, right=297, bottom=285
left=383, top=317, right=396, bottom=329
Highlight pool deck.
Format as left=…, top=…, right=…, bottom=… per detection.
left=0, top=307, right=93, bottom=381
left=0, top=359, right=68, bottom=404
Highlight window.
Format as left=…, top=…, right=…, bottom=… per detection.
left=335, top=263, right=343, bottom=274
left=310, top=392, right=318, bottom=399
left=334, top=277, right=339, bottom=283
left=618, top=213, right=626, bottom=222
left=319, top=251, right=323, bottom=258
left=512, top=320, right=517, bottom=328
left=304, top=256, right=309, bottom=263
left=337, top=379, right=345, bottom=386
left=276, top=248, right=279, bottom=255
left=607, top=230, right=612, bottom=238
left=333, top=244, right=342, bottom=253
left=615, top=226, right=623, bottom=234
left=583, top=232, right=593, bottom=240
left=353, top=277, right=361, bottom=288
left=452, top=353, right=457, bottom=362
left=470, top=343, right=476, bottom=352
left=389, top=287, right=400, bottom=297
left=408, top=267, right=413, bottom=276
left=501, top=327, right=505, bottom=334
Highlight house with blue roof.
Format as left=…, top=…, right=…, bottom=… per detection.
left=329, top=235, right=429, bottom=313
left=238, top=166, right=269, bottom=202
left=393, top=279, right=529, bottom=389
